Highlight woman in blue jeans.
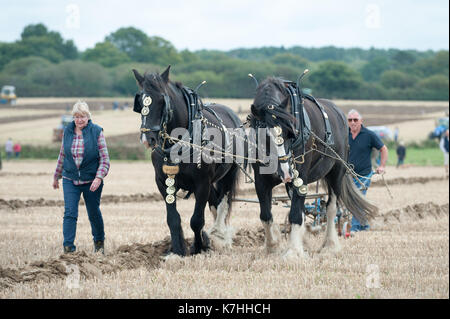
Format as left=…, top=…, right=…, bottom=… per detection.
left=53, top=101, right=110, bottom=254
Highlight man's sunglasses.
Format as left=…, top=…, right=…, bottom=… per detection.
left=348, top=118, right=360, bottom=122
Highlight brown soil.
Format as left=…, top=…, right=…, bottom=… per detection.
left=0, top=175, right=446, bottom=210
left=0, top=113, right=61, bottom=125
left=0, top=202, right=447, bottom=290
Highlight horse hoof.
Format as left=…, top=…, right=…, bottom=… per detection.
left=282, top=248, right=308, bottom=260
left=161, top=252, right=183, bottom=262
left=208, top=227, right=233, bottom=249
left=189, top=244, right=210, bottom=255
left=164, top=245, right=186, bottom=258
left=190, top=231, right=211, bottom=255
left=319, top=241, right=342, bottom=254
left=202, top=230, right=211, bottom=249
left=264, top=242, right=282, bottom=255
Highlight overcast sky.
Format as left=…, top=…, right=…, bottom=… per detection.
left=0, top=0, right=448, bottom=52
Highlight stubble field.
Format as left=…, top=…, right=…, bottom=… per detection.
left=0, top=98, right=448, bottom=299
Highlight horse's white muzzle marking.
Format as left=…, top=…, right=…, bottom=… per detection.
left=269, top=130, right=292, bottom=183
left=276, top=144, right=292, bottom=183
left=141, top=133, right=150, bottom=149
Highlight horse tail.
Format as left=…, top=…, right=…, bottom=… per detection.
left=340, top=173, right=378, bottom=224
left=226, top=163, right=241, bottom=212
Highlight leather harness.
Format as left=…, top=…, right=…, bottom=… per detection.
left=134, top=86, right=228, bottom=159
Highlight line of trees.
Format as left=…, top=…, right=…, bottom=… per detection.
left=0, top=23, right=448, bottom=100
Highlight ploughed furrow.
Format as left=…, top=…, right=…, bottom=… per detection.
left=0, top=202, right=447, bottom=290
left=0, top=176, right=446, bottom=210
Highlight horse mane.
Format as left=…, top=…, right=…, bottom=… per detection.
left=142, top=72, right=168, bottom=94
left=250, top=77, right=297, bottom=134
left=141, top=72, right=187, bottom=103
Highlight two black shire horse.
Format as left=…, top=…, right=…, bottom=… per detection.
left=132, top=66, right=241, bottom=257
left=249, top=77, right=377, bottom=258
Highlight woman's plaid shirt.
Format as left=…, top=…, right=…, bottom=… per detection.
left=54, top=131, right=110, bottom=185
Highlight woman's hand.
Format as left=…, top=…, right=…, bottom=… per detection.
left=52, top=179, right=59, bottom=189
left=90, top=177, right=102, bottom=192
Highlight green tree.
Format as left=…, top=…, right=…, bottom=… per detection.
left=139, top=36, right=182, bottom=65
left=21, top=24, right=48, bottom=38
left=105, top=27, right=148, bottom=58
left=25, top=61, right=112, bottom=96
left=360, top=56, right=391, bottom=82
left=270, top=53, right=310, bottom=70
left=309, top=61, right=363, bottom=98
left=179, top=49, right=199, bottom=64
left=109, top=62, right=161, bottom=96
left=0, top=56, right=51, bottom=77
left=392, top=50, right=417, bottom=68
left=17, top=23, right=78, bottom=62
left=106, top=27, right=181, bottom=65
left=0, top=56, right=53, bottom=96
left=417, top=74, right=449, bottom=91
left=412, top=50, right=449, bottom=77
left=380, top=70, right=417, bottom=89
left=82, top=41, right=130, bottom=67
left=174, top=71, right=225, bottom=97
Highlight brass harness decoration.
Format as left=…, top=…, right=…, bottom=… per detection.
left=163, top=164, right=179, bottom=204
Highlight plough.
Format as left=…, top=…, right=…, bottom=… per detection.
left=233, top=182, right=352, bottom=238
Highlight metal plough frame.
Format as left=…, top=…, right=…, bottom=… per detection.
left=233, top=181, right=352, bottom=237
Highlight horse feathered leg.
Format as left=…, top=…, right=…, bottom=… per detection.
left=208, top=194, right=234, bottom=249
left=262, top=219, right=282, bottom=254
left=319, top=192, right=341, bottom=253
left=255, top=173, right=282, bottom=254
left=283, top=191, right=307, bottom=259
left=208, top=165, right=239, bottom=249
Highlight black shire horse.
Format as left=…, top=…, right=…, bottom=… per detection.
left=132, top=66, right=241, bottom=257
left=248, top=77, right=378, bottom=258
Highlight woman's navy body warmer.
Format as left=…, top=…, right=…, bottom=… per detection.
left=62, top=120, right=102, bottom=182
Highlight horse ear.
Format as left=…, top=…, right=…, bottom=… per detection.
left=132, top=69, right=144, bottom=88
left=161, top=65, right=171, bottom=83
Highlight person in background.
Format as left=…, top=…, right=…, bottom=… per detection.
left=396, top=140, right=406, bottom=168
left=53, top=100, right=110, bottom=254
left=439, top=129, right=449, bottom=178
left=5, top=138, right=13, bottom=160
left=394, top=126, right=399, bottom=143
left=347, top=109, right=388, bottom=233
left=13, top=141, right=21, bottom=159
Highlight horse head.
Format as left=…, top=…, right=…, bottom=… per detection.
left=132, top=66, right=173, bottom=149
left=250, top=77, right=298, bottom=183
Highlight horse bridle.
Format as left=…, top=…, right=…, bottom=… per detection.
left=134, top=85, right=205, bottom=154
left=134, top=90, right=173, bottom=147
left=249, top=114, right=294, bottom=167
left=249, top=79, right=312, bottom=166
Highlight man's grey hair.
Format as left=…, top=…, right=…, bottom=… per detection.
left=347, top=109, right=362, bottom=119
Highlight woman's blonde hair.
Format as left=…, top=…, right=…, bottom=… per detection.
left=72, top=100, right=91, bottom=119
